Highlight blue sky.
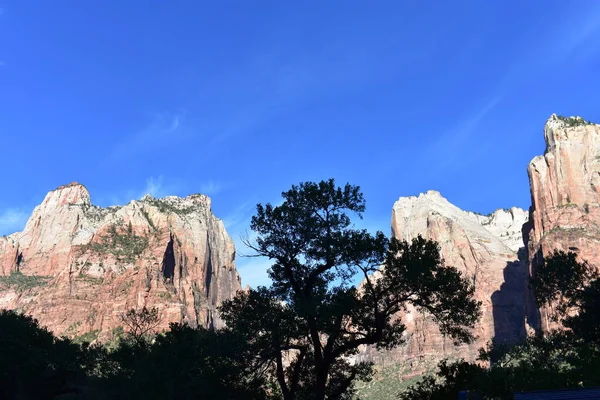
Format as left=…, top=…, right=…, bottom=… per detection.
left=1, top=1, right=600, bottom=287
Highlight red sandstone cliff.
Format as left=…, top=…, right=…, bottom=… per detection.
left=526, top=114, right=600, bottom=329
left=359, top=114, right=600, bottom=378
left=357, top=191, right=530, bottom=371
left=0, top=183, right=241, bottom=342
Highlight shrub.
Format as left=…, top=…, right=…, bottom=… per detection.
left=0, top=271, right=51, bottom=291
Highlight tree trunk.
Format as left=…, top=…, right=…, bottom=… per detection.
left=314, top=367, right=328, bottom=400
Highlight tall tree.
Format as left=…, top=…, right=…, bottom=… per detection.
left=530, top=249, right=599, bottom=322
left=530, top=250, right=600, bottom=342
left=220, top=179, right=481, bottom=400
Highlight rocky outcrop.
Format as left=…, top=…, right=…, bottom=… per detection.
left=526, top=114, right=600, bottom=329
left=359, top=114, right=600, bottom=380
left=359, top=191, right=529, bottom=370
left=0, top=183, right=241, bottom=342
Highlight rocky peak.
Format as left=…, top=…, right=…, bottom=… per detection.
left=359, top=114, right=600, bottom=384
left=527, top=114, right=600, bottom=329
left=474, top=207, right=529, bottom=253
left=368, top=190, right=530, bottom=371
left=0, top=183, right=241, bottom=342
left=528, top=114, right=600, bottom=241
left=43, top=182, right=92, bottom=207
left=544, top=114, right=598, bottom=150
left=392, top=191, right=527, bottom=254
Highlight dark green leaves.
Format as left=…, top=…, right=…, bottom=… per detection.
left=227, top=179, right=481, bottom=399
left=530, top=250, right=598, bottom=320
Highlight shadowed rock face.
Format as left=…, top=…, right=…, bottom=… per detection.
left=526, top=114, right=600, bottom=330
left=0, top=183, right=241, bottom=341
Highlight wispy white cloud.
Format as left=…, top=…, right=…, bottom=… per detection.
left=199, top=180, right=222, bottom=197
left=0, top=209, right=28, bottom=236
left=222, top=201, right=256, bottom=232
left=425, top=95, right=502, bottom=173
left=169, top=115, right=180, bottom=132
left=138, top=175, right=170, bottom=199
left=500, top=4, right=600, bottom=86
left=106, top=111, right=187, bottom=164
left=96, top=175, right=182, bottom=206
left=550, top=5, right=600, bottom=63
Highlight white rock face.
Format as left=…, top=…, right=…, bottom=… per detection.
left=361, top=191, right=530, bottom=369
left=474, top=208, right=529, bottom=253
left=392, top=190, right=527, bottom=258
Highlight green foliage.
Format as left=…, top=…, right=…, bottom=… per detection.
left=98, top=323, right=271, bottom=399
left=112, top=326, right=125, bottom=337
left=563, top=279, right=600, bottom=342
left=399, top=333, right=600, bottom=400
left=76, top=274, right=104, bottom=285
left=103, top=326, right=126, bottom=352
left=0, top=270, right=51, bottom=291
left=530, top=250, right=599, bottom=322
left=531, top=250, right=600, bottom=343
left=401, top=249, right=600, bottom=399
left=0, top=310, right=97, bottom=399
left=557, top=202, right=578, bottom=209
left=80, top=222, right=148, bottom=263
left=354, top=363, right=425, bottom=399
left=220, top=179, right=481, bottom=400
left=0, top=310, right=272, bottom=399
left=554, top=114, right=596, bottom=127
left=64, top=321, right=83, bottom=336
left=139, top=207, right=157, bottom=230
left=146, top=198, right=197, bottom=215
left=73, top=329, right=100, bottom=344
left=157, top=291, right=172, bottom=299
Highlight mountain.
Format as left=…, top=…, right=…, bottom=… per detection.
left=357, top=191, right=530, bottom=375
left=358, top=114, right=600, bottom=383
left=1, top=114, right=599, bottom=390
left=526, top=114, right=600, bottom=330
left=0, top=183, right=241, bottom=342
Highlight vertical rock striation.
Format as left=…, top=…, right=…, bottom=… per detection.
left=359, top=191, right=529, bottom=372
left=0, top=183, right=241, bottom=341
left=526, top=114, right=600, bottom=329
left=356, top=114, right=600, bottom=390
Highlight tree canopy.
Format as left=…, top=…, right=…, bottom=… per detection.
left=399, top=249, right=600, bottom=399
left=220, top=179, right=481, bottom=400
left=0, top=310, right=97, bottom=400
left=0, top=179, right=484, bottom=400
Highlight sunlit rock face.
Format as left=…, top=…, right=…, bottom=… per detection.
left=358, top=191, right=530, bottom=371
left=526, top=115, right=600, bottom=330
left=0, top=183, right=241, bottom=341
left=358, top=114, right=600, bottom=377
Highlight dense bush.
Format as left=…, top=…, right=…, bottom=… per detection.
left=399, top=250, right=600, bottom=399
left=0, top=310, right=271, bottom=400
